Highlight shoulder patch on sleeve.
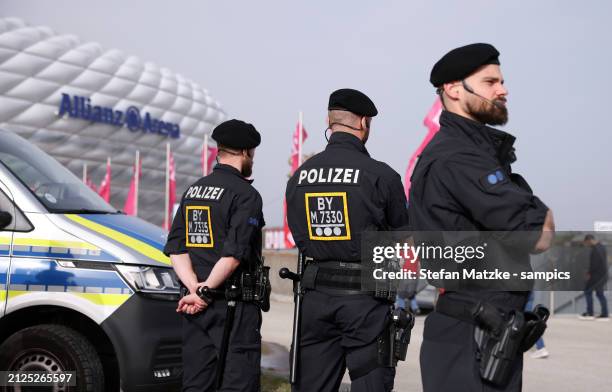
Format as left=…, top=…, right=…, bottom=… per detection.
left=479, top=168, right=509, bottom=189
left=247, top=217, right=259, bottom=227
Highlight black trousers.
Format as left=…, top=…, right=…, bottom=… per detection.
left=293, top=290, right=395, bottom=392
left=420, top=292, right=527, bottom=392
left=182, top=301, right=262, bottom=392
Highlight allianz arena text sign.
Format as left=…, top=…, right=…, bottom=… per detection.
left=58, top=92, right=181, bottom=138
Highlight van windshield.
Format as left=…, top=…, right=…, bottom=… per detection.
left=0, top=130, right=118, bottom=214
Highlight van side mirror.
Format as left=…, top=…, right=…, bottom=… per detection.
left=0, top=211, right=12, bottom=230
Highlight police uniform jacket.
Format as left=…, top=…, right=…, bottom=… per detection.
left=409, top=111, right=549, bottom=296
left=286, top=131, right=409, bottom=262
left=164, top=164, right=265, bottom=281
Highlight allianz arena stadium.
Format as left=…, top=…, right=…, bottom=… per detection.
left=0, top=17, right=226, bottom=226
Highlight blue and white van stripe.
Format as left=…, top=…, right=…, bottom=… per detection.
left=0, top=236, right=117, bottom=262
left=7, top=259, right=132, bottom=306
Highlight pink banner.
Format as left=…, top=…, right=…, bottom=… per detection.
left=123, top=157, right=141, bottom=216
left=290, top=122, right=308, bottom=174
left=404, top=98, right=443, bottom=198
left=98, top=159, right=111, bottom=202
left=284, top=121, right=307, bottom=248
left=201, top=144, right=218, bottom=176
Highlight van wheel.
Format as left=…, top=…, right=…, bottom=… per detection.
left=0, top=324, right=104, bottom=392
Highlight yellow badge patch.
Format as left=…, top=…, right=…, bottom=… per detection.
left=185, top=206, right=214, bottom=248
left=304, top=192, right=351, bottom=240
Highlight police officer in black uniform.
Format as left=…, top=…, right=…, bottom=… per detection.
left=410, top=44, right=555, bottom=391
left=285, top=89, right=410, bottom=392
left=164, top=119, right=265, bottom=392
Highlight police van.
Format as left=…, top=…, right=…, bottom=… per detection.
left=0, top=128, right=182, bottom=391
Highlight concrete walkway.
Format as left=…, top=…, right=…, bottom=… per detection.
left=262, top=300, right=612, bottom=391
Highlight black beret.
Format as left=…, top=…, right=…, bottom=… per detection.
left=211, top=119, right=261, bottom=149
left=328, top=88, right=378, bottom=117
left=430, top=43, right=500, bottom=87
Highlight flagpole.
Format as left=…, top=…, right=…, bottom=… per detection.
left=82, top=163, right=87, bottom=183
left=204, top=133, right=209, bottom=176
left=165, top=143, right=170, bottom=229
left=107, top=157, right=111, bottom=198
left=298, top=111, right=303, bottom=166
left=134, top=150, right=140, bottom=216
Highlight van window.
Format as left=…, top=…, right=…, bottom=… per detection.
left=0, top=188, right=33, bottom=232
left=0, top=130, right=117, bottom=214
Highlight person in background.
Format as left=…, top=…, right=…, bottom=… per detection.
left=579, top=234, right=609, bottom=321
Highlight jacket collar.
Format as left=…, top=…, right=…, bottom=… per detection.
left=325, top=131, right=370, bottom=157
left=213, top=163, right=254, bottom=184
left=439, top=110, right=517, bottom=165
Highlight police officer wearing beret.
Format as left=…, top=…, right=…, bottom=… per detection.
left=410, top=43, right=555, bottom=391
left=285, top=89, right=410, bottom=392
left=164, top=119, right=265, bottom=391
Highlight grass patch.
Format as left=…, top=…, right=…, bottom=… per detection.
left=261, top=374, right=291, bottom=392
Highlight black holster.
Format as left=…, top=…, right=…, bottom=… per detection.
left=436, top=294, right=549, bottom=387
left=476, top=310, right=526, bottom=387
left=239, top=261, right=271, bottom=312
left=377, top=308, right=415, bottom=367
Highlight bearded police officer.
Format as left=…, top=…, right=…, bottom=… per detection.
left=410, top=44, right=555, bottom=391
left=285, top=89, right=410, bottom=392
left=164, top=119, right=266, bottom=392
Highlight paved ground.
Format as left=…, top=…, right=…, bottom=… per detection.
left=262, top=299, right=612, bottom=391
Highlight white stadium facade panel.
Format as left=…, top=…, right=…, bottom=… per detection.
left=0, top=17, right=226, bottom=225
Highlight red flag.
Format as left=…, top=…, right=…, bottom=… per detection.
left=98, top=158, right=111, bottom=202
left=290, top=122, right=308, bottom=174
left=404, top=98, right=442, bottom=198
left=201, top=139, right=218, bottom=176
left=206, top=146, right=217, bottom=175
left=124, top=154, right=141, bottom=216
left=164, top=150, right=176, bottom=230
left=284, top=120, right=307, bottom=248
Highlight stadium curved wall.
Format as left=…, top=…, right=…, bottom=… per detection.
left=0, top=17, right=225, bottom=225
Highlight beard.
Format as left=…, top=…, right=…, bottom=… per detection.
left=466, top=96, right=508, bottom=126
left=362, top=128, right=370, bottom=144
left=241, top=157, right=253, bottom=177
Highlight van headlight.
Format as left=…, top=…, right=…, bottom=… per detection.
left=115, top=265, right=180, bottom=296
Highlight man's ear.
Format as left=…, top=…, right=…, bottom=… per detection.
left=325, top=114, right=330, bottom=127
left=360, top=117, right=368, bottom=130
left=443, top=82, right=461, bottom=100
left=361, top=117, right=372, bottom=130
